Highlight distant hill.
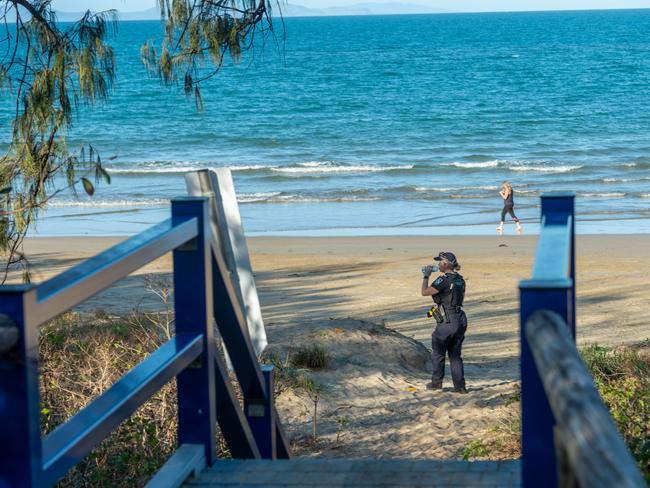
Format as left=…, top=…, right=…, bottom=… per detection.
left=55, top=3, right=446, bottom=22
left=55, top=7, right=160, bottom=22
left=284, top=3, right=447, bottom=16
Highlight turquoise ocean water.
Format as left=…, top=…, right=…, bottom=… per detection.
left=4, top=9, right=650, bottom=236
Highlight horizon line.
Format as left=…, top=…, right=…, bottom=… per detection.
left=55, top=6, right=650, bottom=18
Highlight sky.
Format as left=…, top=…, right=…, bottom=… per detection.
left=51, top=0, right=650, bottom=12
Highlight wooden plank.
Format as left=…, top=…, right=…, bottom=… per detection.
left=526, top=309, right=645, bottom=488
left=146, top=444, right=205, bottom=488
left=185, top=459, right=521, bottom=487
left=213, top=348, right=261, bottom=459
left=185, top=169, right=267, bottom=357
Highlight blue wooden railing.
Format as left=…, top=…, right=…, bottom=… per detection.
left=519, top=193, right=645, bottom=487
left=519, top=193, right=576, bottom=487
left=0, top=197, right=289, bottom=488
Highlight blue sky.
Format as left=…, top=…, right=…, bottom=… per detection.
left=52, top=0, right=650, bottom=12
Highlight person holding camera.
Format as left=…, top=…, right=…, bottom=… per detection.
left=421, top=251, right=468, bottom=393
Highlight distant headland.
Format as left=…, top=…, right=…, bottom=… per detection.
left=54, top=3, right=447, bottom=21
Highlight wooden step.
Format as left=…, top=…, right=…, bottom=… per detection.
left=186, top=459, right=521, bottom=487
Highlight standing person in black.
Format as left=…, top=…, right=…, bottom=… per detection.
left=421, top=251, right=468, bottom=393
left=497, top=181, right=522, bottom=234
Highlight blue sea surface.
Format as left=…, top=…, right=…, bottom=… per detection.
left=3, top=9, right=650, bottom=236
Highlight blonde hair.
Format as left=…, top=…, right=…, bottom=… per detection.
left=502, top=181, right=512, bottom=192
left=442, top=259, right=461, bottom=271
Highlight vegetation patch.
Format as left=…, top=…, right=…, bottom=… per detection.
left=40, top=311, right=229, bottom=487
left=581, top=343, right=650, bottom=481
left=459, top=401, right=521, bottom=461
left=289, top=343, right=331, bottom=370
left=461, top=439, right=489, bottom=461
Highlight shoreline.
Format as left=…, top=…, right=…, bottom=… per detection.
left=26, top=221, right=650, bottom=238
left=21, top=232, right=650, bottom=243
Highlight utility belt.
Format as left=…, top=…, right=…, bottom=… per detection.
left=427, top=304, right=462, bottom=324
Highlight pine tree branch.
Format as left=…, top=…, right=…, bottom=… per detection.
left=10, top=0, right=60, bottom=44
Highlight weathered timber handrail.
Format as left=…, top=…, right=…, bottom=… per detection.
left=185, top=169, right=291, bottom=459
left=525, top=309, right=645, bottom=488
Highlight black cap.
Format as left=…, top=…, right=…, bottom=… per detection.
left=434, top=251, right=458, bottom=265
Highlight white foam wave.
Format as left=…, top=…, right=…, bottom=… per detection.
left=509, top=164, right=583, bottom=173
left=413, top=185, right=499, bottom=192
left=107, top=164, right=204, bottom=174
left=446, top=160, right=499, bottom=169
left=237, top=192, right=282, bottom=203
left=271, top=161, right=413, bottom=174
left=106, top=160, right=414, bottom=175
left=603, top=176, right=650, bottom=183
left=413, top=187, right=455, bottom=192
left=265, top=194, right=381, bottom=203
left=48, top=199, right=168, bottom=208
left=48, top=192, right=381, bottom=208
left=580, top=192, right=626, bottom=198
left=442, top=159, right=581, bottom=173
left=230, top=165, right=275, bottom=171
left=640, top=194, right=650, bottom=198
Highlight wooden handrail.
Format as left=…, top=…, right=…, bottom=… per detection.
left=525, top=310, right=645, bottom=488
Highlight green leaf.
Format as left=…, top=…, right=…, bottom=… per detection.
left=96, top=166, right=111, bottom=185
left=81, top=177, right=95, bottom=196
left=100, top=166, right=111, bottom=185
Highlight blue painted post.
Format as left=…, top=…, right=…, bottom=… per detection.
left=519, top=193, right=575, bottom=488
left=540, top=193, right=576, bottom=338
left=519, top=285, right=570, bottom=488
left=245, top=365, right=276, bottom=459
left=172, top=197, right=217, bottom=465
left=0, top=287, right=42, bottom=487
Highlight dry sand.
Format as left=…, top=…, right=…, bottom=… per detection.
left=19, top=234, right=650, bottom=459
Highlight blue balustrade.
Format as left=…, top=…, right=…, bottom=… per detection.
left=0, top=197, right=288, bottom=488
left=519, top=193, right=575, bottom=488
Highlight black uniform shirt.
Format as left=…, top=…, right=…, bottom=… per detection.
left=431, top=272, right=456, bottom=305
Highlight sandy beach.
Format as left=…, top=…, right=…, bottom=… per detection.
left=20, top=234, right=650, bottom=459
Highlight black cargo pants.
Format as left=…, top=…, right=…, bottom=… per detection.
left=431, top=309, right=467, bottom=390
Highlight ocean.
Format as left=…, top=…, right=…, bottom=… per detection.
left=3, top=9, right=650, bottom=236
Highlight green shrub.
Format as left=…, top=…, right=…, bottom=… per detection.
left=40, top=312, right=229, bottom=487
left=581, top=343, right=650, bottom=482
left=290, top=343, right=331, bottom=370
left=461, top=439, right=489, bottom=460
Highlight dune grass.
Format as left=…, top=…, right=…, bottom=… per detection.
left=39, top=311, right=229, bottom=487
left=581, top=342, right=650, bottom=481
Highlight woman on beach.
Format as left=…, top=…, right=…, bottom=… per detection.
left=497, top=181, right=522, bottom=233
left=421, top=251, right=467, bottom=393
